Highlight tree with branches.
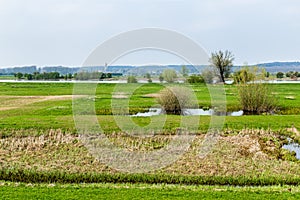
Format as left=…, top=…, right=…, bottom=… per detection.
left=209, top=50, right=234, bottom=83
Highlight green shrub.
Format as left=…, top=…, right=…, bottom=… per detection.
left=233, top=67, right=256, bottom=84
left=162, top=69, right=177, bottom=83
left=237, top=83, right=277, bottom=114
left=127, top=76, right=138, bottom=83
left=186, top=74, right=205, bottom=83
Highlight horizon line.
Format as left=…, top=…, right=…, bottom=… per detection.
left=1, top=60, right=300, bottom=69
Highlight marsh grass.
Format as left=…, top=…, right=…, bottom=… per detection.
left=107, top=132, right=171, bottom=152
left=1, top=128, right=300, bottom=185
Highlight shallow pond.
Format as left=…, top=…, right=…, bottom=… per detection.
left=282, top=138, right=300, bottom=160
left=132, top=108, right=243, bottom=117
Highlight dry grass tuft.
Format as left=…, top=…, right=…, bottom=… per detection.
left=106, top=132, right=171, bottom=152
left=0, top=129, right=77, bottom=151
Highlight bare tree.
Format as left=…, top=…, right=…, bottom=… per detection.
left=210, top=50, right=234, bottom=83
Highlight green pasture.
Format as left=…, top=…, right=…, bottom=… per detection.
left=0, top=82, right=299, bottom=110
left=1, top=182, right=300, bottom=200
left=0, top=82, right=299, bottom=133
left=0, top=75, right=14, bottom=80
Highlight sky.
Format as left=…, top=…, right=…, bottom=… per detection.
left=0, top=0, right=299, bottom=67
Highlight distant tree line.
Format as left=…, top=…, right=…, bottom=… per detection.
left=74, top=71, right=112, bottom=80
left=14, top=72, right=69, bottom=80
left=12, top=71, right=119, bottom=81
left=276, top=71, right=300, bottom=79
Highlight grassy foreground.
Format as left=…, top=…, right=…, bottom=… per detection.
left=1, top=182, right=300, bottom=200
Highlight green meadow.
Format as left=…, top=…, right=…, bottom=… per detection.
left=0, top=82, right=299, bottom=132
left=1, top=182, right=300, bottom=200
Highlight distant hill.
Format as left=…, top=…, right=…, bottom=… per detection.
left=1, top=62, right=300, bottom=75
left=125, top=65, right=203, bottom=75
left=0, top=66, right=38, bottom=75
left=255, top=62, right=300, bottom=73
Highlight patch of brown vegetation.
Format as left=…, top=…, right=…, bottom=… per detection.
left=106, top=132, right=171, bottom=152
left=0, top=129, right=113, bottom=173
left=1, top=129, right=299, bottom=176
left=163, top=129, right=296, bottom=176
left=0, top=95, right=84, bottom=111
left=223, top=134, right=268, bottom=160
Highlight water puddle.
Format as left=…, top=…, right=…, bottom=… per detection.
left=132, top=108, right=162, bottom=117
left=132, top=108, right=243, bottom=117
left=282, top=138, right=300, bottom=159
left=184, top=109, right=243, bottom=116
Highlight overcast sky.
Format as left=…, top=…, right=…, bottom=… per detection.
left=0, top=0, right=299, bottom=67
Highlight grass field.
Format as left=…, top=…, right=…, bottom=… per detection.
left=0, top=75, right=14, bottom=80
left=0, top=82, right=299, bottom=132
left=0, top=82, right=300, bottom=198
left=1, top=182, right=300, bottom=200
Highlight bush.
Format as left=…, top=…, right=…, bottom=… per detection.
left=127, top=75, right=138, bottom=83
left=186, top=74, right=204, bottom=83
left=157, top=86, right=193, bottom=115
left=237, top=83, right=277, bottom=114
left=162, top=69, right=177, bottom=83
left=233, top=67, right=256, bottom=84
